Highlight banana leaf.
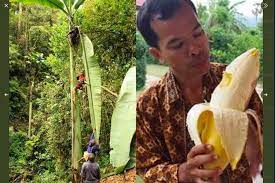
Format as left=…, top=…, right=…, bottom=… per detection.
left=81, top=34, right=101, bottom=142
left=72, top=0, right=85, bottom=10
left=124, top=133, right=136, bottom=170
left=11, top=0, right=86, bottom=15
left=110, top=67, right=136, bottom=173
left=11, top=0, right=69, bottom=15
left=63, top=0, right=85, bottom=13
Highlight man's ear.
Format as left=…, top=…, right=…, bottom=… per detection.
left=149, top=47, right=165, bottom=64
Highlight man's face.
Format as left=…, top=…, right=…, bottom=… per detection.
left=150, top=3, right=210, bottom=77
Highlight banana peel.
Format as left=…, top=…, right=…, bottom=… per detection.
left=210, top=48, right=260, bottom=111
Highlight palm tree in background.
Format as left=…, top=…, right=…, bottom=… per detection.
left=252, top=2, right=262, bottom=22
left=198, top=0, right=246, bottom=33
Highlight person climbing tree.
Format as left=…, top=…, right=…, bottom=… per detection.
left=87, top=129, right=100, bottom=156
left=75, top=71, right=86, bottom=91
left=68, top=26, right=80, bottom=46
left=87, top=139, right=100, bottom=154
left=80, top=152, right=101, bottom=183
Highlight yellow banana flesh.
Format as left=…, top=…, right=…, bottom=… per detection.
left=197, top=110, right=229, bottom=170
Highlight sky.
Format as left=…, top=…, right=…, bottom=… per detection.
left=135, top=0, right=263, bottom=27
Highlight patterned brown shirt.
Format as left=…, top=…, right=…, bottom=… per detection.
left=136, top=63, right=263, bottom=183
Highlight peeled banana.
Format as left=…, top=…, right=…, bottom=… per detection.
left=210, top=48, right=260, bottom=111
left=186, top=48, right=260, bottom=170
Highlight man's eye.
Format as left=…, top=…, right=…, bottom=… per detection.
left=171, top=42, right=183, bottom=49
left=194, top=30, right=203, bottom=38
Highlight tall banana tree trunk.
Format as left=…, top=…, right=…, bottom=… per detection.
left=28, top=79, right=34, bottom=138
left=69, top=24, right=82, bottom=183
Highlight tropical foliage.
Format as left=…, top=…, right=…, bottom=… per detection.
left=136, top=32, right=147, bottom=90
left=9, top=0, right=135, bottom=182
left=197, top=0, right=263, bottom=77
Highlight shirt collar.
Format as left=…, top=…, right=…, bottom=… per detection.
left=163, top=68, right=216, bottom=105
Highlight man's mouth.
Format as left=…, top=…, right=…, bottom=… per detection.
left=192, top=54, right=210, bottom=68
left=193, top=59, right=207, bottom=67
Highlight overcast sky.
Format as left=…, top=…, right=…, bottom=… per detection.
left=192, top=0, right=263, bottom=19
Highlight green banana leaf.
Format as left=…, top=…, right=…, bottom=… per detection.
left=124, top=133, right=136, bottom=170
left=110, top=67, right=136, bottom=173
left=11, top=0, right=68, bottom=15
left=81, top=34, right=102, bottom=142
left=11, top=0, right=85, bottom=15
left=63, top=0, right=85, bottom=13
left=72, top=0, right=85, bottom=10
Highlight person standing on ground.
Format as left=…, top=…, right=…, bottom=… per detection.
left=80, top=152, right=101, bottom=183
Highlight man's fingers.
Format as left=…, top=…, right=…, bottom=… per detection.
left=187, top=144, right=213, bottom=159
left=187, top=153, right=218, bottom=169
left=190, top=168, right=221, bottom=179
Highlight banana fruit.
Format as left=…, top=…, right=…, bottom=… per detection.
left=186, top=48, right=260, bottom=170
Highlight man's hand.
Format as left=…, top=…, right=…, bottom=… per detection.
left=178, top=144, right=222, bottom=183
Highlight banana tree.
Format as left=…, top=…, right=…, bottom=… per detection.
left=11, top=0, right=101, bottom=182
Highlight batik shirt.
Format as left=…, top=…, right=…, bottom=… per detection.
left=136, top=63, right=263, bottom=183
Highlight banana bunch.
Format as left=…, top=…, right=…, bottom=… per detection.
left=186, top=48, right=260, bottom=170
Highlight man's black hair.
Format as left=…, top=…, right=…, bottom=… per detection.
left=137, top=0, right=197, bottom=48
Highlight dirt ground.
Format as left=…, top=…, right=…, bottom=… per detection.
left=101, top=168, right=136, bottom=183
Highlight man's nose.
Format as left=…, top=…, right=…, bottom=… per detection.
left=189, top=43, right=200, bottom=56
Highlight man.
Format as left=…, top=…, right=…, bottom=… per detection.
left=80, top=152, right=101, bottom=183
left=87, top=139, right=100, bottom=155
left=87, top=130, right=100, bottom=155
left=136, top=0, right=263, bottom=182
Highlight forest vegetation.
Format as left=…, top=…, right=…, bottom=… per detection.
left=9, top=0, right=135, bottom=182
